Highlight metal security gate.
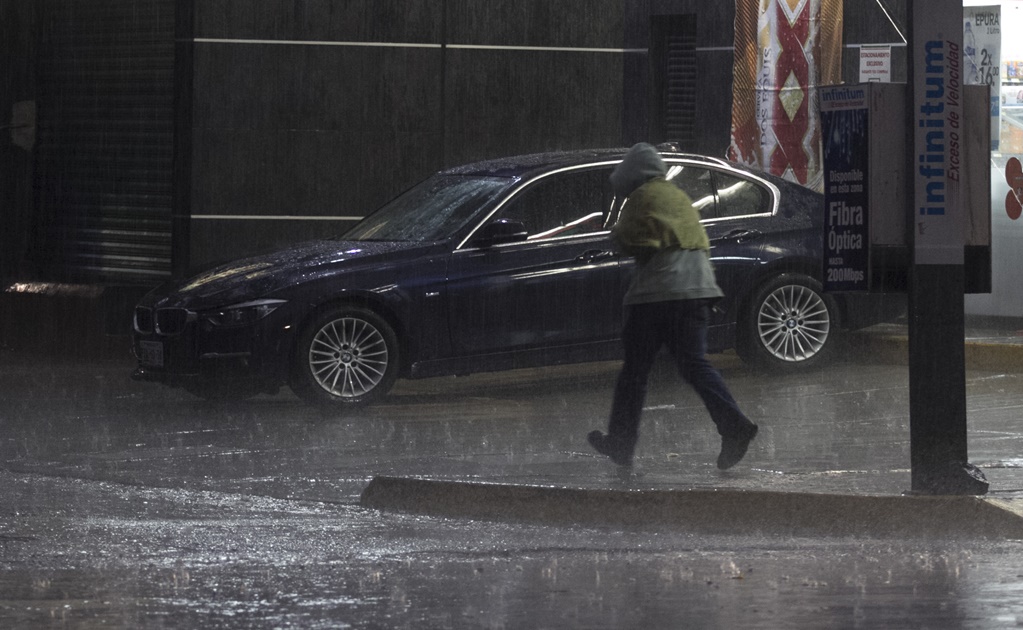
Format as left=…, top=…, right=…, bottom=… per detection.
left=33, top=0, right=175, bottom=284
left=650, top=16, right=697, bottom=149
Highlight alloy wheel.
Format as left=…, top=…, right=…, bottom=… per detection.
left=308, top=316, right=390, bottom=398
left=755, top=283, right=831, bottom=363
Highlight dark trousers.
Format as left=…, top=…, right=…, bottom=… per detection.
left=607, top=299, right=752, bottom=454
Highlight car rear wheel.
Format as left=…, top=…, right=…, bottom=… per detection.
left=291, top=306, right=400, bottom=407
left=736, top=274, right=837, bottom=369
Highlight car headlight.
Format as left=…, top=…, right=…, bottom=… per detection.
left=202, top=299, right=287, bottom=327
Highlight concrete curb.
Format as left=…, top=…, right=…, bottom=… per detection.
left=360, top=476, right=1023, bottom=540
left=850, top=332, right=1023, bottom=373
left=962, top=342, right=1023, bottom=372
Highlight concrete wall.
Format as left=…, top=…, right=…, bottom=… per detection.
left=3, top=0, right=919, bottom=281
left=183, top=0, right=626, bottom=271
left=624, top=1, right=737, bottom=156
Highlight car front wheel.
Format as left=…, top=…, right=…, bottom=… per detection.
left=736, top=274, right=837, bottom=369
left=290, top=306, right=400, bottom=407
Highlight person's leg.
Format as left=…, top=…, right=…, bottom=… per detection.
left=591, top=303, right=662, bottom=464
left=665, top=301, right=750, bottom=435
left=665, top=300, right=757, bottom=468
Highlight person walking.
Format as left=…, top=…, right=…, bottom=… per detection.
left=587, top=143, right=758, bottom=470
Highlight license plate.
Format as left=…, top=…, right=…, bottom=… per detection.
left=139, top=340, right=164, bottom=367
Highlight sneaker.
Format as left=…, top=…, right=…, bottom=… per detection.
left=587, top=430, right=633, bottom=467
left=717, top=423, right=758, bottom=470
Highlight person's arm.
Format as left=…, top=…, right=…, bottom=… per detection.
left=611, top=191, right=662, bottom=260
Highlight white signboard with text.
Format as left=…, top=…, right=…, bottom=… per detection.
left=859, top=45, right=891, bottom=83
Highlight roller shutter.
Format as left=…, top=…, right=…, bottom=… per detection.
left=662, top=28, right=697, bottom=145
left=651, top=16, right=697, bottom=148
left=33, top=0, right=175, bottom=283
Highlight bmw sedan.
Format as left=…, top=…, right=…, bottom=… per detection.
left=132, top=148, right=898, bottom=407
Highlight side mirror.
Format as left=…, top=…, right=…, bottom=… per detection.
left=473, top=219, right=528, bottom=248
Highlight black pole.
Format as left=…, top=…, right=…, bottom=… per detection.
left=171, top=0, right=195, bottom=281
left=905, top=0, right=987, bottom=495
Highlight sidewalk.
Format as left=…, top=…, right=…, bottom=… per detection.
left=360, top=317, right=1023, bottom=540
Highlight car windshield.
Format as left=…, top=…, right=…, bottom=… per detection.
left=342, top=174, right=513, bottom=242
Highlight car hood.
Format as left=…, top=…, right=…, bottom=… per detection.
left=155, top=239, right=443, bottom=307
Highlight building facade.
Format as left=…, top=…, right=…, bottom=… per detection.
left=2, top=0, right=908, bottom=287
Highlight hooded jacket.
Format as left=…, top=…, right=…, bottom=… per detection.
left=609, top=143, right=723, bottom=305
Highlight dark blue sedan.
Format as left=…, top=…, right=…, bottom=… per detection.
left=132, top=148, right=898, bottom=406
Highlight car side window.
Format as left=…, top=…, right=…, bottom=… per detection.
left=666, top=165, right=717, bottom=220
left=496, top=169, right=613, bottom=240
left=713, top=172, right=771, bottom=218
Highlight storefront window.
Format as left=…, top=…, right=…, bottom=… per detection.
left=963, top=0, right=1023, bottom=318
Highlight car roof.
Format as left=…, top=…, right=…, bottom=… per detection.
left=441, top=149, right=624, bottom=178
left=439, top=146, right=787, bottom=185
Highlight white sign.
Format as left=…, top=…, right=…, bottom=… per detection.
left=859, top=45, right=891, bottom=82
left=913, top=1, right=964, bottom=266
left=963, top=5, right=1000, bottom=150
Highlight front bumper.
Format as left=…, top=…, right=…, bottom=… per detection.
left=131, top=304, right=294, bottom=389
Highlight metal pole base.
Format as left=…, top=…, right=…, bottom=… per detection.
left=908, top=461, right=989, bottom=496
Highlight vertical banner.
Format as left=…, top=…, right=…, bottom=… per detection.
left=729, top=0, right=844, bottom=192
left=913, top=1, right=964, bottom=265
left=820, top=86, right=869, bottom=291
left=963, top=5, right=1000, bottom=151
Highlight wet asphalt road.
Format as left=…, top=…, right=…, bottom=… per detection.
left=2, top=348, right=1023, bottom=628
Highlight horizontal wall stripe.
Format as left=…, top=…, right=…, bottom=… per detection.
left=448, top=44, right=646, bottom=54
left=192, top=39, right=908, bottom=54
left=190, top=214, right=364, bottom=221
left=192, top=37, right=643, bottom=53
left=193, top=37, right=442, bottom=48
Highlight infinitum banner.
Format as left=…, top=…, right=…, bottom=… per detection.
left=728, top=0, right=844, bottom=192
left=913, top=0, right=964, bottom=265
left=820, top=85, right=869, bottom=292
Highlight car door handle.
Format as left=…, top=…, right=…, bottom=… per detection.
left=712, top=229, right=762, bottom=244
left=575, top=249, right=618, bottom=264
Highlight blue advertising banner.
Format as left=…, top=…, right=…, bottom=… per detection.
left=821, top=86, right=869, bottom=291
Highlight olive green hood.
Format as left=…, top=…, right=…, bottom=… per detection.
left=610, top=143, right=667, bottom=198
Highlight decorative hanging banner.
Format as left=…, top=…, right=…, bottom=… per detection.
left=728, top=0, right=844, bottom=192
